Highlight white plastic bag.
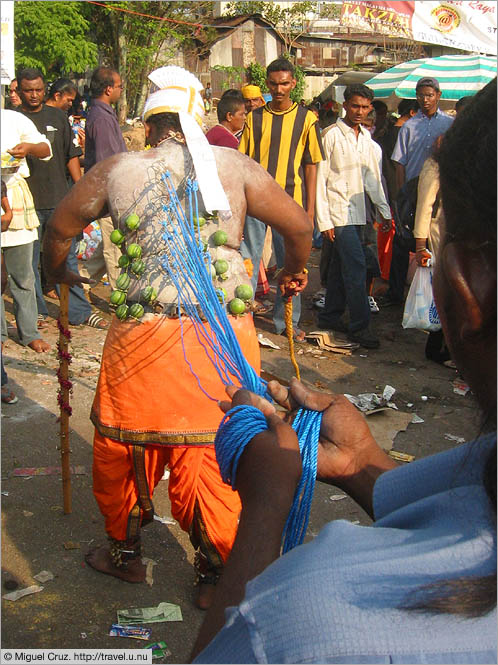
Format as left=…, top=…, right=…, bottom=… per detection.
left=402, top=263, right=441, bottom=332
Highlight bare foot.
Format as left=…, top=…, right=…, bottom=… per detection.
left=27, top=339, right=51, bottom=353
left=85, top=546, right=146, bottom=583
left=196, top=582, right=217, bottom=610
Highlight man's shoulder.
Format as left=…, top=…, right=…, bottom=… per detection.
left=321, top=122, right=340, bottom=140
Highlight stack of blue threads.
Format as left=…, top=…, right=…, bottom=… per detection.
left=158, top=172, right=322, bottom=552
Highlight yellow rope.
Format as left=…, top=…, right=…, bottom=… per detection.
left=284, top=298, right=300, bottom=380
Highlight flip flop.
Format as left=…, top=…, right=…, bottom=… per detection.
left=37, top=314, right=49, bottom=329
left=84, top=313, right=109, bottom=330
left=280, top=328, right=306, bottom=343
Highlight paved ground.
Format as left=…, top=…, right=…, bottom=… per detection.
left=1, top=248, right=477, bottom=661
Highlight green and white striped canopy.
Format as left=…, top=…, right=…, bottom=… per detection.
left=365, top=54, right=497, bottom=101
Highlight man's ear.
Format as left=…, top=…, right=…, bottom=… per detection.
left=440, top=241, right=496, bottom=340
left=291, top=78, right=297, bottom=91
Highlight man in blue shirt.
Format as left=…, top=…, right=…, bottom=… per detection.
left=381, top=77, right=453, bottom=306
left=79, top=66, right=127, bottom=291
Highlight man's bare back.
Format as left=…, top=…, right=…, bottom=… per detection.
left=43, top=139, right=311, bottom=304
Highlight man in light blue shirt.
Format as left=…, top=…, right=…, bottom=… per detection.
left=381, top=77, right=453, bottom=306
left=391, top=76, right=453, bottom=186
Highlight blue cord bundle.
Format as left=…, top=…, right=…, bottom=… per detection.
left=159, top=172, right=268, bottom=400
left=157, top=172, right=322, bottom=552
left=215, top=404, right=322, bottom=553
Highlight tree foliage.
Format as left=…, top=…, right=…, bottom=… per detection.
left=211, top=65, right=246, bottom=90
left=14, top=1, right=98, bottom=77
left=81, top=1, right=215, bottom=121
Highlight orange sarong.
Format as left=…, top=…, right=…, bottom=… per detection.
left=91, top=314, right=260, bottom=562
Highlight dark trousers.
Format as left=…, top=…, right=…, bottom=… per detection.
left=318, top=225, right=370, bottom=333
left=385, top=232, right=415, bottom=303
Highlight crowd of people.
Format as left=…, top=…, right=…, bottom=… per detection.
left=2, top=57, right=496, bottom=662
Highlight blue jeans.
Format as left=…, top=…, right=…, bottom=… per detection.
left=33, top=209, right=91, bottom=325
left=1, top=242, right=40, bottom=346
left=240, top=217, right=301, bottom=333
left=318, top=225, right=370, bottom=333
left=239, top=215, right=267, bottom=295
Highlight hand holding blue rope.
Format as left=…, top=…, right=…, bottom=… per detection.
left=215, top=403, right=322, bottom=553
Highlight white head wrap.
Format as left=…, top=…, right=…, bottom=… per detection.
left=143, top=66, right=230, bottom=214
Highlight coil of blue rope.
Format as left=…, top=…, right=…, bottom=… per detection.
left=215, top=403, right=322, bottom=553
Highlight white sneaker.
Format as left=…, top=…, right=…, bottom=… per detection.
left=368, top=296, right=379, bottom=313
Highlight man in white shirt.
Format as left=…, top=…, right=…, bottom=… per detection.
left=1, top=109, right=52, bottom=353
left=315, top=84, right=391, bottom=349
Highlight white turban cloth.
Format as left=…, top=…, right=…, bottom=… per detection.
left=143, top=65, right=230, bottom=214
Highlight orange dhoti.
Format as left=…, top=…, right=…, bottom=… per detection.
left=91, top=314, right=260, bottom=566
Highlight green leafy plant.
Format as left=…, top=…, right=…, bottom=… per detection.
left=245, top=62, right=268, bottom=94
left=211, top=65, right=246, bottom=90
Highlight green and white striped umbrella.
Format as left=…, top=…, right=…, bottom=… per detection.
left=365, top=54, right=497, bottom=101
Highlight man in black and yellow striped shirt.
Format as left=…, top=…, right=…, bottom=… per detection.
left=239, top=58, right=324, bottom=340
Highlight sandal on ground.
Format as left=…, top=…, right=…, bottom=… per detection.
left=280, top=327, right=306, bottom=343
left=84, top=313, right=109, bottom=330
left=1, top=385, right=18, bottom=404
left=252, top=302, right=271, bottom=316
left=37, top=314, right=49, bottom=329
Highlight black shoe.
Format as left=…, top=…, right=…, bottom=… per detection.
left=317, top=320, right=348, bottom=334
left=348, top=327, right=380, bottom=349
left=377, top=295, right=402, bottom=307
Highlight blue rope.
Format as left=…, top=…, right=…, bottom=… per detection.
left=215, top=404, right=322, bottom=552
left=158, top=173, right=268, bottom=400
left=156, top=172, right=321, bottom=551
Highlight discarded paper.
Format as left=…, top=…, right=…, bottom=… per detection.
left=329, top=494, right=346, bottom=501
left=257, top=334, right=280, bottom=350
left=109, top=624, right=151, bottom=641
left=117, top=602, right=183, bottom=625
left=143, top=641, right=171, bottom=659
left=306, top=331, right=358, bottom=355
left=452, top=379, right=470, bottom=396
left=33, top=570, right=54, bottom=583
left=344, top=385, right=396, bottom=414
left=154, top=514, right=176, bottom=526
left=444, top=433, right=465, bottom=444
left=63, top=541, right=80, bottom=550
left=389, top=450, right=415, bottom=463
left=411, top=414, right=424, bottom=424
left=367, top=409, right=414, bottom=451
left=3, top=585, right=43, bottom=601
left=142, top=558, right=157, bottom=587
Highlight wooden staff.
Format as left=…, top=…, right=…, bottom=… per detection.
left=59, top=283, right=72, bottom=514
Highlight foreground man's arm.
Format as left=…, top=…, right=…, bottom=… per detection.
left=191, top=393, right=301, bottom=660
left=191, top=379, right=397, bottom=660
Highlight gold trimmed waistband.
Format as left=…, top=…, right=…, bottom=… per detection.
left=91, top=410, right=216, bottom=447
